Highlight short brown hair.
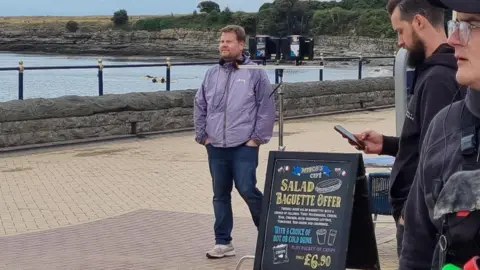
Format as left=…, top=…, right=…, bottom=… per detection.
left=386, top=0, right=444, bottom=26
left=220, top=25, right=246, bottom=42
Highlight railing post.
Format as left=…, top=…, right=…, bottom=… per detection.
left=319, top=52, right=324, bottom=81
left=275, top=59, right=280, bottom=84
left=166, top=57, right=171, bottom=91
left=98, top=59, right=104, bottom=96
left=358, top=53, right=363, bottom=80
left=18, top=60, right=24, bottom=100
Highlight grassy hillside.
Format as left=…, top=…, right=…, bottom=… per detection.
left=0, top=15, right=153, bottom=31
left=0, top=0, right=404, bottom=39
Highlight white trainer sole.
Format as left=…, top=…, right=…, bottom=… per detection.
left=206, top=250, right=236, bottom=259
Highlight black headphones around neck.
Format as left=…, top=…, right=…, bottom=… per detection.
left=219, top=56, right=246, bottom=69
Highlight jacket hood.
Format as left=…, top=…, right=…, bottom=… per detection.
left=417, top=43, right=457, bottom=72
left=241, top=53, right=253, bottom=64
left=219, top=53, right=253, bottom=69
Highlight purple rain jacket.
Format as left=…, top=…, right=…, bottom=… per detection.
left=193, top=56, right=276, bottom=148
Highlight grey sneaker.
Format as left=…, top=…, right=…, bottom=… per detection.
left=206, top=243, right=236, bottom=259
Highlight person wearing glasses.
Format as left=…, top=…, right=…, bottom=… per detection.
left=400, top=1, right=480, bottom=269
left=343, top=0, right=464, bottom=259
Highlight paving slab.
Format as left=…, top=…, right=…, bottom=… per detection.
left=0, top=108, right=398, bottom=269
left=0, top=209, right=397, bottom=270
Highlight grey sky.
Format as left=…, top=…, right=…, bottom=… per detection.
left=0, top=0, right=273, bottom=16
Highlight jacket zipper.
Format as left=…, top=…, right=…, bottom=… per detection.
left=223, top=69, right=233, bottom=147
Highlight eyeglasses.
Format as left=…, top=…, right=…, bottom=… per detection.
left=447, top=20, right=480, bottom=45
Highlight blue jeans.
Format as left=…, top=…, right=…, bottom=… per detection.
left=206, top=143, right=264, bottom=245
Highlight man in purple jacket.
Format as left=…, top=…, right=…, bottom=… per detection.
left=193, top=24, right=276, bottom=259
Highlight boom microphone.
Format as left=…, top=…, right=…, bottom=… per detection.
left=433, top=169, right=480, bottom=220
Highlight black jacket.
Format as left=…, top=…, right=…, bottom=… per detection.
left=379, top=44, right=464, bottom=219
left=399, top=89, right=480, bottom=269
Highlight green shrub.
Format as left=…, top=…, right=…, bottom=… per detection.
left=66, top=20, right=79, bottom=32
left=112, top=9, right=129, bottom=25
left=110, top=0, right=397, bottom=39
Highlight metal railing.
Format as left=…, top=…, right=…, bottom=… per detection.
left=0, top=55, right=395, bottom=100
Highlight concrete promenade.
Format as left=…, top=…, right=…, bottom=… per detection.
left=0, top=108, right=398, bottom=269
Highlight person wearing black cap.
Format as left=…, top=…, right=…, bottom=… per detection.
left=344, top=0, right=464, bottom=260
left=400, top=0, right=480, bottom=269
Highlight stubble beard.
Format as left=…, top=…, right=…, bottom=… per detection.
left=407, top=31, right=426, bottom=68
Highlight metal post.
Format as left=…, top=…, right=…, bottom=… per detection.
left=166, top=57, right=171, bottom=91
left=277, top=69, right=285, bottom=151
left=234, top=255, right=255, bottom=270
left=98, top=59, right=104, bottom=96
left=275, top=60, right=280, bottom=84
left=394, top=48, right=409, bottom=136
left=358, top=53, right=363, bottom=80
left=392, top=50, right=397, bottom=77
left=319, top=52, right=324, bottom=81
left=18, top=60, right=24, bottom=100
left=235, top=64, right=332, bottom=150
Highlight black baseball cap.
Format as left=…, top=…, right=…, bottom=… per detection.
left=427, top=0, right=480, bottom=13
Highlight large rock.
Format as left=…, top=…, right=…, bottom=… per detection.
left=0, top=29, right=396, bottom=58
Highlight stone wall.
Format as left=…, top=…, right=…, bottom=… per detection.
left=0, top=29, right=396, bottom=59
left=0, top=77, right=394, bottom=149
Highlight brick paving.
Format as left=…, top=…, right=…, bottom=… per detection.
left=0, top=108, right=398, bottom=269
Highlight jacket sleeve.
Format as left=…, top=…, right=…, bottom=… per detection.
left=380, top=135, right=399, bottom=156
left=399, top=121, right=438, bottom=270
left=193, top=72, right=209, bottom=145
left=250, top=71, right=276, bottom=145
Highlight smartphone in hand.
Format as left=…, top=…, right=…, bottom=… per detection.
left=334, top=125, right=365, bottom=150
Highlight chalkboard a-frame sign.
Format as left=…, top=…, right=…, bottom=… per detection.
left=253, top=151, right=380, bottom=270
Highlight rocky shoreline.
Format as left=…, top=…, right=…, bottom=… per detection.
left=0, top=28, right=397, bottom=61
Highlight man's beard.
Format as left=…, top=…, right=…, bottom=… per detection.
left=221, top=55, right=236, bottom=61
left=221, top=55, right=241, bottom=62
left=407, top=32, right=426, bottom=68
left=220, top=50, right=242, bottom=62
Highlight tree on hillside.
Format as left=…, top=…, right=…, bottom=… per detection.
left=112, top=9, right=129, bottom=25
left=259, top=3, right=273, bottom=11
left=340, top=0, right=387, bottom=9
left=257, top=0, right=312, bottom=36
left=257, top=7, right=277, bottom=35
left=220, top=7, right=233, bottom=24
left=197, top=1, right=221, bottom=13
left=66, top=21, right=79, bottom=32
left=131, top=0, right=395, bottom=39
left=206, top=10, right=220, bottom=25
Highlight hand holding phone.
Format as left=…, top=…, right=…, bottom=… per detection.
left=334, top=125, right=365, bottom=150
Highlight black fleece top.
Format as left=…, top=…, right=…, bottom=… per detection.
left=400, top=88, right=480, bottom=269
left=379, top=43, right=465, bottom=219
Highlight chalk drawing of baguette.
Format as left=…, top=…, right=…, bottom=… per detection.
left=315, top=178, right=342, bottom=194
